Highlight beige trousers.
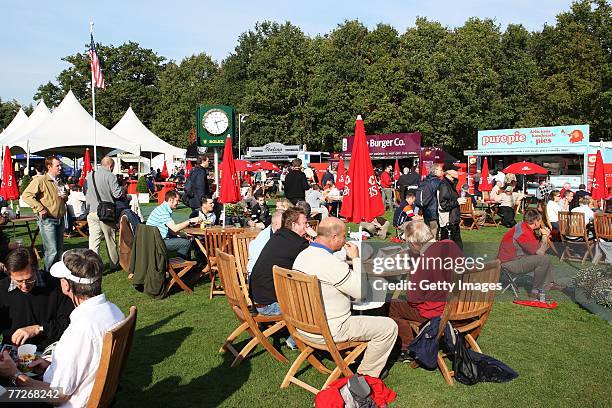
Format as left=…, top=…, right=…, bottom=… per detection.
left=87, top=212, right=119, bottom=268
left=501, top=254, right=552, bottom=291
left=333, top=315, right=398, bottom=378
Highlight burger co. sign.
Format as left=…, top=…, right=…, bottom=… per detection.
left=342, top=132, right=421, bottom=159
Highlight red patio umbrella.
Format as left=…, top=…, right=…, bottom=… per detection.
left=590, top=150, right=607, bottom=200
left=219, top=135, right=240, bottom=204
left=502, top=161, right=547, bottom=175
left=254, top=161, right=279, bottom=171
left=79, top=148, right=92, bottom=187
left=0, top=146, right=19, bottom=200
left=235, top=160, right=256, bottom=172
left=160, top=161, right=169, bottom=180
left=479, top=157, right=492, bottom=192
left=340, top=115, right=385, bottom=223
left=185, top=160, right=192, bottom=178
left=336, top=159, right=346, bottom=190
left=393, top=159, right=400, bottom=182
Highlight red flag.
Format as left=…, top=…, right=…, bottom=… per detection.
left=185, top=160, right=192, bottom=178
left=90, top=33, right=105, bottom=89
left=340, top=115, right=385, bottom=223
left=219, top=135, right=240, bottom=204
left=479, top=157, right=492, bottom=192
left=160, top=162, right=169, bottom=180
left=79, top=148, right=92, bottom=188
left=591, top=150, right=607, bottom=200
left=0, top=146, right=19, bottom=200
left=393, top=159, right=400, bottom=182
left=336, top=159, right=346, bottom=190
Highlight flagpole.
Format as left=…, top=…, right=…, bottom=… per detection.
left=90, top=21, right=98, bottom=167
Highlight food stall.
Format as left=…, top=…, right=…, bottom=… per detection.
left=464, top=124, right=592, bottom=193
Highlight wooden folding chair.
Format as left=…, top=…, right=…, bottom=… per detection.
left=459, top=200, right=479, bottom=230
left=273, top=266, right=368, bottom=394
left=558, top=211, right=595, bottom=263
left=193, top=227, right=244, bottom=299
left=118, top=215, right=134, bottom=273
left=407, top=260, right=501, bottom=385
left=86, top=306, right=137, bottom=408
left=593, top=213, right=612, bottom=264
left=232, top=229, right=260, bottom=305
left=165, top=258, right=198, bottom=296
left=216, top=250, right=288, bottom=367
left=74, top=220, right=89, bottom=238
left=307, top=219, right=319, bottom=232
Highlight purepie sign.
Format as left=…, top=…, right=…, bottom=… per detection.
left=342, top=132, right=422, bottom=159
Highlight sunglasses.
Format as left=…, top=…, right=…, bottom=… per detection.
left=12, top=277, right=37, bottom=286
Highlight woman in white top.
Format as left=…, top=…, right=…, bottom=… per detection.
left=546, top=190, right=561, bottom=231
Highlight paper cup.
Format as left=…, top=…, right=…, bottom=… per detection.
left=17, top=344, right=36, bottom=372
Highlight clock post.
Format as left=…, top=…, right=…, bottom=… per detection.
left=196, top=105, right=236, bottom=195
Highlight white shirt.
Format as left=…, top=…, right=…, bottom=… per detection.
left=494, top=172, right=505, bottom=184
left=43, top=294, right=124, bottom=408
left=547, top=200, right=560, bottom=223
left=66, top=191, right=86, bottom=218
left=572, top=205, right=594, bottom=225
left=247, top=226, right=273, bottom=276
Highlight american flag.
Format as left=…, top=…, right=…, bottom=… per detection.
left=90, top=33, right=105, bottom=89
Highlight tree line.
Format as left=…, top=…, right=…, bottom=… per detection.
left=1, top=0, right=609, bottom=157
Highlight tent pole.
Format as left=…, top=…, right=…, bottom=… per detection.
left=90, top=22, right=98, bottom=168
left=214, top=148, right=220, bottom=197
left=25, top=142, right=30, bottom=176
left=138, top=146, right=142, bottom=178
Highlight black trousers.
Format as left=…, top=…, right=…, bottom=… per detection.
left=498, top=206, right=516, bottom=227
left=439, top=223, right=463, bottom=250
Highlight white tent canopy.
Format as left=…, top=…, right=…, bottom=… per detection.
left=9, top=90, right=139, bottom=156
left=0, top=108, right=28, bottom=142
left=111, top=106, right=185, bottom=158
left=2, top=100, right=51, bottom=146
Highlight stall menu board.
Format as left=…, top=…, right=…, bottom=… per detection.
left=473, top=125, right=589, bottom=155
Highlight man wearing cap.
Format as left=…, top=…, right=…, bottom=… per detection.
left=0, top=249, right=125, bottom=407
left=438, top=163, right=463, bottom=249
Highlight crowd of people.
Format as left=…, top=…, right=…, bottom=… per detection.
left=0, top=152, right=609, bottom=406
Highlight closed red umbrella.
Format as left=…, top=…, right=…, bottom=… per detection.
left=479, top=157, right=492, bottom=192
left=420, top=160, right=427, bottom=181
left=393, top=159, right=400, bottom=182
left=219, top=135, right=240, bottom=204
left=503, top=161, right=547, bottom=175
left=1, top=146, right=19, bottom=200
left=160, top=161, right=169, bottom=180
left=79, top=148, right=92, bottom=188
left=340, top=115, right=385, bottom=223
left=336, top=159, right=346, bottom=190
left=590, top=150, right=607, bottom=200
left=185, top=160, right=192, bottom=178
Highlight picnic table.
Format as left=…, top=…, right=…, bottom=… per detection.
left=0, top=216, right=41, bottom=258
left=475, top=199, right=500, bottom=227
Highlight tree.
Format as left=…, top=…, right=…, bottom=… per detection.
left=34, top=41, right=166, bottom=129
left=152, top=53, right=219, bottom=148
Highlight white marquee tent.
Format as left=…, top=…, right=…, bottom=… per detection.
left=111, top=106, right=185, bottom=158
left=1, top=100, right=51, bottom=147
left=0, top=108, right=28, bottom=142
left=9, top=90, right=139, bottom=156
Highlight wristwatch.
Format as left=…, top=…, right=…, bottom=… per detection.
left=39, top=325, right=44, bottom=334
left=11, top=370, right=24, bottom=386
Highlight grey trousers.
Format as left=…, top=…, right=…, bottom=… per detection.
left=382, top=188, right=394, bottom=210
left=501, top=254, right=553, bottom=291
left=88, top=212, right=119, bottom=268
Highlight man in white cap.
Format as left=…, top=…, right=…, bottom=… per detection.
left=0, top=248, right=124, bottom=407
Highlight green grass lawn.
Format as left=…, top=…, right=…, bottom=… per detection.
left=9, top=204, right=612, bottom=407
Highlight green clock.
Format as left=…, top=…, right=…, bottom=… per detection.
left=196, top=105, right=236, bottom=147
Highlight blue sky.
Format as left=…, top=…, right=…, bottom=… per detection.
left=1, top=0, right=573, bottom=105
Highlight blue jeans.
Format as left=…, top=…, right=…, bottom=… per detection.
left=164, top=237, right=192, bottom=260
left=256, top=302, right=296, bottom=348
left=38, top=216, right=65, bottom=272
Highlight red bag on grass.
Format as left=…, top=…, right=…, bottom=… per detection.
left=314, top=375, right=396, bottom=408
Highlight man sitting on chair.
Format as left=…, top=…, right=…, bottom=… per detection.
left=0, top=249, right=124, bottom=407
left=146, top=190, right=200, bottom=260
left=293, top=217, right=398, bottom=379
left=498, top=209, right=564, bottom=299
left=247, top=209, right=284, bottom=278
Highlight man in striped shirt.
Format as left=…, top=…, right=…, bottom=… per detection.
left=146, top=190, right=199, bottom=260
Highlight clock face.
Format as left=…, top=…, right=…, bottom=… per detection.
left=203, top=109, right=229, bottom=135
